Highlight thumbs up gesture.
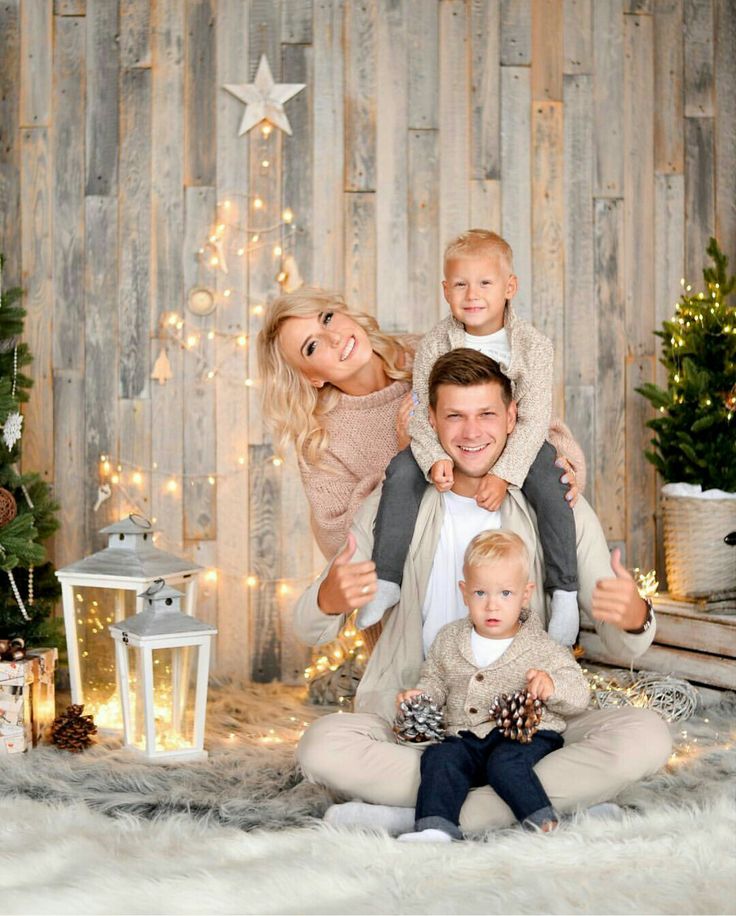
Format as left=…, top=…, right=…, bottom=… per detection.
left=591, top=548, right=649, bottom=632
left=317, top=532, right=378, bottom=616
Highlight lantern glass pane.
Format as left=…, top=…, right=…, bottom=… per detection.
left=129, top=646, right=199, bottom=753
left=74, top=586, right=136, bottom=729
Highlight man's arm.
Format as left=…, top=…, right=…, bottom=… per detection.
left=573, top=497, right=655, bottom=658
left=292, top=489, right=381, bottom=646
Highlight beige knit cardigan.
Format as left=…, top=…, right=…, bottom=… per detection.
left=414, top=611, right=592, bottom=738
left=409, top=306, right=561, bottom=489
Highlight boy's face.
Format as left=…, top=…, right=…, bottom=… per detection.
left=460, top=556, right=534, bottom=640
left=443, top=254, right=517, bottom=337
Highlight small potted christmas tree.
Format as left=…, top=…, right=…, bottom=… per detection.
left=637, top=238, right=736, bottom=599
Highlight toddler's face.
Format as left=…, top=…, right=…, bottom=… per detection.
left=443, top=254, right=517, bottom=336
left=460, top=556, right=534, bottom=640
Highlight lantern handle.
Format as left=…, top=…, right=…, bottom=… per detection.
left=129, top=513, right=153, bottom=531
left=148, top=578, right=166, bottom=596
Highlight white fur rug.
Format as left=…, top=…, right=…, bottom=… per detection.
left=1, top=685, right=734, bottom=915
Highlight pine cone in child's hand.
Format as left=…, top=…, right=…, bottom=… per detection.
left=490, top=689, right=544, bottom=743
left=50, top=704, right=97, bottom=753
left=393, top=693, right=445, bottom=743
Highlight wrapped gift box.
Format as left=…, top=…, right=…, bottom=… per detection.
left=0, top=648, right=58, bottom=754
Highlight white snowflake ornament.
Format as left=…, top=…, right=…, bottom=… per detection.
left=2, top=411, right=22, bottom=449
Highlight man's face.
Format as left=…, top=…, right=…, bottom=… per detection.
left=429, top=381, right=517, bottom=481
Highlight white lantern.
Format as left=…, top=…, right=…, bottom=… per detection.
left=110, top=579, right=217, bottom=762
left=56, top=515, right=202, bottom=730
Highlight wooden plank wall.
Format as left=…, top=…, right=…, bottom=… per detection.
left=4, top=0, right=735, bottom=682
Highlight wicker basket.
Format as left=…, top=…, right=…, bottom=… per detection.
left=662, top=493, right=736, bottom=598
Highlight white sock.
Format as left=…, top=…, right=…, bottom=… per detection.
left=356, top=579, right=401, bottom=629
left=547, top=590, right=579, bottom=646
left=397, top=828, right=453, bottom=844
left=323, top=801, right=415, bottom=836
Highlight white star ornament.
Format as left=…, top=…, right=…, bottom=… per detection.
left=223, top=55, right=305, bottom=136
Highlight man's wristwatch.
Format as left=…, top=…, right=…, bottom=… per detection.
left=625, top=596, right=654, bottom=634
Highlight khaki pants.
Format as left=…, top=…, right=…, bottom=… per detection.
left=297, top=707, right=672, bottom=832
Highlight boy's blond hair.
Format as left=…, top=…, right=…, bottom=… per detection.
left=443, top=229, right=514, bottom=274
left=463, top=530, right=530, bottom=579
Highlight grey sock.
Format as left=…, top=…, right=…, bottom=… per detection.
left=323, top=801, right=415, bottom=836
left=585, top=802, right=625, bottom=821
left=356, top=579, right=401, bottom=629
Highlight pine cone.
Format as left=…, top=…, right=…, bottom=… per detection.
left=489, top=689, right=544, bottom=743
left=50, top=704, right=97, bottom=753
left=393, top=693, right=445, bottom=743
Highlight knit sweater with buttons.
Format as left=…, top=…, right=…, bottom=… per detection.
left=414, top=610, right=591, bottom=738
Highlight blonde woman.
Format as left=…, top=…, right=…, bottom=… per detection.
left=258, top=288, right=417, bottom=570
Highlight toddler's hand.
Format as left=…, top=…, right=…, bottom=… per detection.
left=430, top=459, right=454, bottom=492
left=396, top=688, right=423, bottom=708
left=555, top=456, right=579, bottom=508
left=476, top=474, right=508, bottom=511
left=526, top=669, right=554, bottom=702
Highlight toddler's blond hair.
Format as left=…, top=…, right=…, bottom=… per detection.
left=444, top=229, right=514, bottom=274
left=463, top=530, right=530, bottom=580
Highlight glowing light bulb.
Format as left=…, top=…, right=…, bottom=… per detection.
left=282, top=208, right=293, bottom=223
left=251, top=233, right=260, bottom=243
left=111, top=474, right=120, bottom=484
left=253, top=197, right=263, bottom=210
left=246, top=575, right=258, bottom=587
left=262, top=159, right=270, bottom=168
left=223, top=289, right=232, bottom=298
left=208, top=476, right=215, bottom=485
left=252, top=304, right=264, bottom=317
left=207, top=331, right=215, bottom=340
left=273, top=245, right=282, bottom=257
left=237, top=248, right=245, bottom=256
left=102, top=461, right=111, bottom=475
left=261, top=123, right=272, bottom=137
left=238, top=456, right=246, bottom=465
left=210, top=256, right=219, bottom=267
left=244, top=378, right=254, bottom=387
left=237, top=335, right=247, bottom=346
left=187, top=334, right=198, bottom=348
left=166, top=479, right=178, bottom=493
left=132, top=472, right=143, bottom=485
left=272, top=457, right=283, bottom=467
left=206, top=569, right=218, bottom=583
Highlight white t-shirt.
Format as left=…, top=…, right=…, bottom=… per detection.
left=421, top=490, right=501, bottom=655
left=465, top=328, right=511, bottom=370
left=471, top=629, right=513, bottom=667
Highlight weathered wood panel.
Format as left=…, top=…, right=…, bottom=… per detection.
left=470, top=0, right=501, bottom=180
left=344, top=0, right=376, bottom=192
left=376, top=0, right=409, bottom=329
left=184, top=0, right=216, bottom=187
left=654, top=0, right=684, bottom=173
left=344, top=191, right=377, bottom=312
left=714, top=0, right=736, bottom=263
left=626, top=355, right=656, bottom=570
left=407, top=0, right=439, bottom=130
left=684, top=116, right=715, bottom=282
left=53, top=370, right=86, bottom=569
left=0, top=0, right=21, bottom=286
left=20, top=0, right=52, bottom=126
left=84, top=196, right=119, bottom=545
left=282, top=0, right=313, bottom=44
left=20, top=128, right=53, bottom=483
left=438, top=0, right=470, bottom=246
left=470, top=179, right=501, bottom=240
left=563, top=0, right=592, bottom=74
left=683, top=0, right=714, bottom=117
left=55, top=0, right=86, bottom=14
left=501, top=0, right=531, bottom=65
left=501, top=66, right=532, bottom=321
left=654, top=173, right=684, bottom=385
left=408, top=129, right=440, bottom=331
left=592, top=0, right=624, bottom=197
left=52, top=14, right=85, bottom=373
left=118, top=67, right=152, bottom=399
left=283, top=43, right=314, bottom=287
left=531, top=0, right=563, bottom=101
left=85, top=0, right=119, bottom=196
left=312, top=0, right=345, bottom=289
left=594, top=198, right=625, bottom=541
left=531, top=101, right=564, bottom=415
left=121, top=0, right=151, bottom=69
left=249, top=443, right=280, bottom=682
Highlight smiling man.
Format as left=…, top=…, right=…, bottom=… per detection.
left=293, top=348, right=671, bottom=834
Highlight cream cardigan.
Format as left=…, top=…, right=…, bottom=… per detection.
left=415, top=613, right=591, bottom=738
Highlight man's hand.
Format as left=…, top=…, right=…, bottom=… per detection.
left=396, top=392, right=415, bottom=452
left=430, top=459, right=454, bottom=492
left=476, top=474, right=509, bottom=511
left=591, top=548, right=649, bottom=632
left=526, top=669, right=554, bottom=702
left=396, top=688, right=423, bottom=707
left=316, top=533, right=377, bottom=615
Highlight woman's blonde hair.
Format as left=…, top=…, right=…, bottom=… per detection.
left=257, top=287, right=412, bottom=464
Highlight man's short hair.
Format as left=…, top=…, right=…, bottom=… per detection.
left=463, top=529, right=530, bottom=579
left=428, top=348, right=513, bottom=409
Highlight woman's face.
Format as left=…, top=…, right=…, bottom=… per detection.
left=277, top=308, right=374, bottom=390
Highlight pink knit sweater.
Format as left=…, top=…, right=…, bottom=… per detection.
left=297, top=378, right=412, bottom=559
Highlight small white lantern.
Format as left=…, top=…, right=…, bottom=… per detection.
left=110, top=579, right=217, bottom=762
left=56, top=515, right=202, bottom=730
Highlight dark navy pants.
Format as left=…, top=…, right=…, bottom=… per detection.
left=372, top=442, right=578, bottom=592
left=414, top=728, right=564, bottom=839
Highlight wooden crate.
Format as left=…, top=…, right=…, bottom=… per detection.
left=579, top=592, right=736, bottom=691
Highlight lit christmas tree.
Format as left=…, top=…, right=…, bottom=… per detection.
left=638, top=238, right=736, bottom=492
left=0, top=255, right=60, bottom=644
